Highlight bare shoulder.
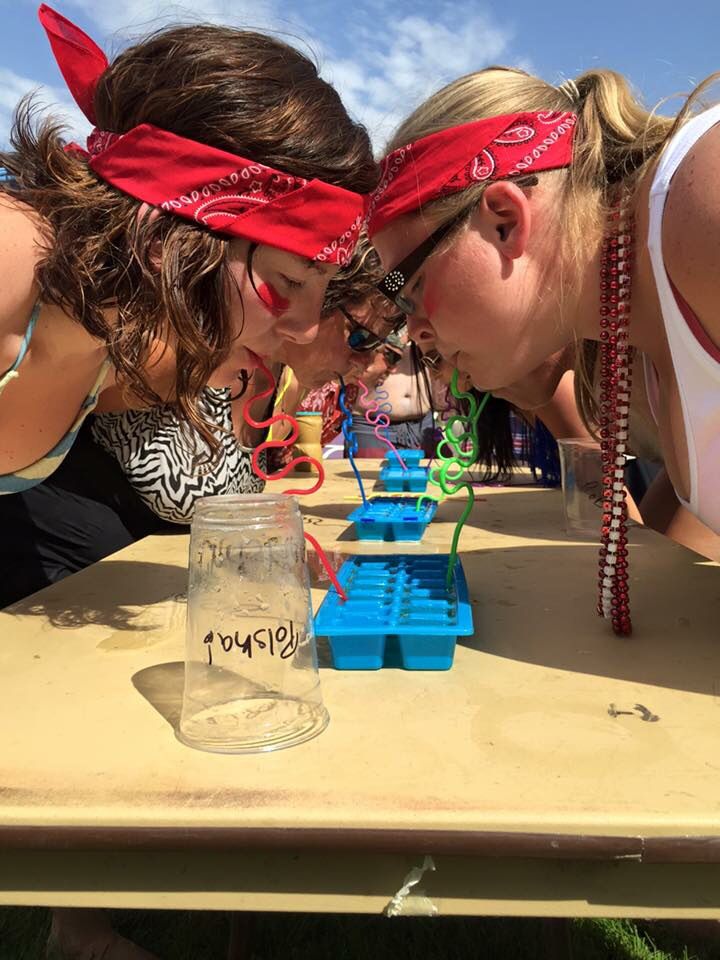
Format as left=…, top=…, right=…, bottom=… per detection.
left=0, top=196, right=47, bottom=329
left=661, top=118, right=720, bottom=345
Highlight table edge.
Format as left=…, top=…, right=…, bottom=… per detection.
left=2, top=826, right=720, bottom=862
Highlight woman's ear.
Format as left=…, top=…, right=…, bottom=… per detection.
left=473, top=180, right=532, bottom=260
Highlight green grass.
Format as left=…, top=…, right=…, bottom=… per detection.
left=1, top=908, right=717, bottom=959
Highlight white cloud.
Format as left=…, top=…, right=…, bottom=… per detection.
left=10, top=0, right=528, bottom=151
left=60, top=0, right=283, bottom=37
left=5, top=0, right=306, bottom=147
left=320, top=3, right=525, bottom=147
left=58, top=0, right=528, bottom=147
left=0, top=67, right=92, bottom=150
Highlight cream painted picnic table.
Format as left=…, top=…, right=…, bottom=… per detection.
left=1, top=460, right=719, bottom=919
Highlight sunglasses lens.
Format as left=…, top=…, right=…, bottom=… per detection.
left=348, top=326, right=382, bottom=352
left=347, top=329, right=369, bottom=350
left=395, top=294, right=414, bottom=314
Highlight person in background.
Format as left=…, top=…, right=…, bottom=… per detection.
left=268, top=237, right=405, bottom=465
left=350, top=326, right=435, bottom=458
left=420, top=344, right=589, bottom=483
left=491, top=342, right=718, bottom=558
left=420, top=341, right=719, bottom=560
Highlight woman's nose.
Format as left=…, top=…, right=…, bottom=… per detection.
left=407, top=313, right=436, bottom=346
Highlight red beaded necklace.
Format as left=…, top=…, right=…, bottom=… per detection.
left=597, top=201, right=635, bottom=636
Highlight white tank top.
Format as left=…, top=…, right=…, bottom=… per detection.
left=646, top=103, right=720, bottom=534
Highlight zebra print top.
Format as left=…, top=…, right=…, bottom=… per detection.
left=90, top=387, right=266, bottom=525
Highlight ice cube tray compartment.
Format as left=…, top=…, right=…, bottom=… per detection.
left=382, top=448, right=425, bottom=467
left=347, top=496, right=437, bottom=541
left=313, top=554, right=474, bottom=670
left=379, top=463, right=429, bottom=493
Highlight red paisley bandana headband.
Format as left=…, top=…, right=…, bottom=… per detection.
left=365, top=111, right=577, bottom=238
left=38, top=4, right=364, bottom=265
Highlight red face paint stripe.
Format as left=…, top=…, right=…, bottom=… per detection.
left=257, top=282, right=290, bottom=317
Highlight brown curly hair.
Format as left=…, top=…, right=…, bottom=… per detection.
left=1, top=23, right=377, bottom=447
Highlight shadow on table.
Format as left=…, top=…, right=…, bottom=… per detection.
left=302, top=488, right=571, bottom=543
left=12, top=560, right=187, bottom=631
left=331, top=467, right=382, bottom=480
left=132, top=661, right=185, bottom=733
left=132, top=638, right=337, bottom=735
left=457, top=538, right=720, bottom=696
left=301, top=502, right=354, bottom=524
left=121, top=540, right=720, bottom=722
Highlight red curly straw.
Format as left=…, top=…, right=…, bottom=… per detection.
left=242, top=355, right=347, bottom=601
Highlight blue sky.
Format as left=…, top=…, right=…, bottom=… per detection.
left=0, top=0, right=718, bottom=150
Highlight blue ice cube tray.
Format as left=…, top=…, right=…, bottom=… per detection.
left=347, top=496, right=437, bottom=542
left=382, top=448, right=425, bottom=467
left=314, top=554, right=473, bottom=670
left=379, top=462, right=429, bottom=493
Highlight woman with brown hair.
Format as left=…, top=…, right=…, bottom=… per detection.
left=0, top=243, right=403, bottom=611
left=0, top=4, right=376, bottom=495
left=0, top=6, right=377, bottom=957
left=367, top=66, right=720, bottom=636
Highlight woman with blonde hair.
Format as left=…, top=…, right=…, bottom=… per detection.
left=367, top=65, right=720, bottom=635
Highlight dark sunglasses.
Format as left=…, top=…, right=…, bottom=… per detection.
left=342, top=308, right=406, bottom=353
left=376, top=211, right=467, bottom=314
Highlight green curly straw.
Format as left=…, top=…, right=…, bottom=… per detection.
left=418, top=370, right=489, bottom=588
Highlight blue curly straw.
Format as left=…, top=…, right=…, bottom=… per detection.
left=338, top=377, right=368, bottom=506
